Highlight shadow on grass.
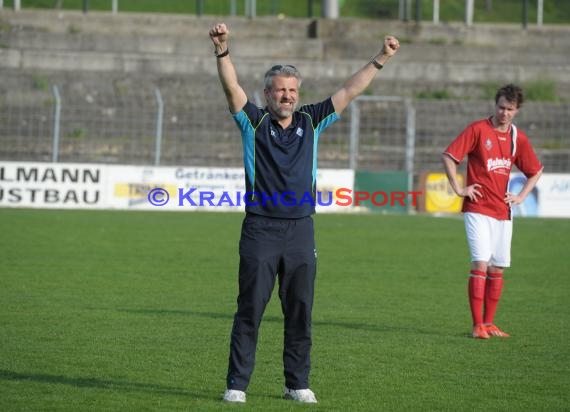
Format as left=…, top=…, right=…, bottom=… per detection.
left=0, top=369, right=215, bottom=400
left=118, top=308, right=425, bottom=335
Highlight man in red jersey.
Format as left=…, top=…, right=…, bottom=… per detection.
left=442, top=84, right=543, bottom=339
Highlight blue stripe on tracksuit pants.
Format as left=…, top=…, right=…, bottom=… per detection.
left=226, top=213, right=316, bottom=391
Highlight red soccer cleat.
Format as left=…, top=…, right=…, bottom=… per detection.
left=472, top=324, right=490, bottom=339
left=486, top=324, right=510, bottom=337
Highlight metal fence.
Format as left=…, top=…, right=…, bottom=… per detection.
left=1, top=84, right=569, bottom=181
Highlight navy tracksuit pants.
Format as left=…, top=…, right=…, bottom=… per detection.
left=226, top=213, right=316, bottom=391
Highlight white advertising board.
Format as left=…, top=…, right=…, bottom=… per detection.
left=0, top=162, right=106, bottom=209
left=507, top=173, right=570, bottom=218
left=516, top=173, right=570, bottom=218
left=0, top=161, right=355, bottom=214
left=108, top=165, right=247, bottom=211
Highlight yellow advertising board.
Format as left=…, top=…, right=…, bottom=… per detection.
left=424, top=172, right=464, bottom=213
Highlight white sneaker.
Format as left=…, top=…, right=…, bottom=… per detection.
left=222, top=389, right=246, bottom=403
left=284, top=387, right=318, bottom=403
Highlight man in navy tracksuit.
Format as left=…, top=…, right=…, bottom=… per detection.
left=209, top=22, right=400, bottom=404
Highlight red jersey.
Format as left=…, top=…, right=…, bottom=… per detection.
left=443, top=117, right=543, bottom=220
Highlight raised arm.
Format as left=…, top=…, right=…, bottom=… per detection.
left=209, top=23, right=248, bottom=114
left=331, top=35, right=400, bottom=115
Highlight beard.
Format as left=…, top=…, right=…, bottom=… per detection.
left=267, top=96, right=298, bottom=119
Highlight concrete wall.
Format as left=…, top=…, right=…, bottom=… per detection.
left=0, top=9, right=569, bottom=99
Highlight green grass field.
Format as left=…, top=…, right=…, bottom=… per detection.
left=0, top=209, right=568, bottom=411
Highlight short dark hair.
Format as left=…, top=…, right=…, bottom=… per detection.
left=495, top=84, right=524, bottom=108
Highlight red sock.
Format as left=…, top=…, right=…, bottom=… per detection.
left=468, top=270, right=486, bottom=325
left=484, top=271, right=504, bottom=325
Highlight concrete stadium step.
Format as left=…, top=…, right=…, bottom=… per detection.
left=1, top=49, right=568, bottom=102
left=0, top=9, right=313, bottom=38
left=4, top=9, right=570, bottom=48
left=1, top=10, right=569, bottom=87
left=3, top=14, right=569, bottom=65
left=0, top=27, right=324, bottom=59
